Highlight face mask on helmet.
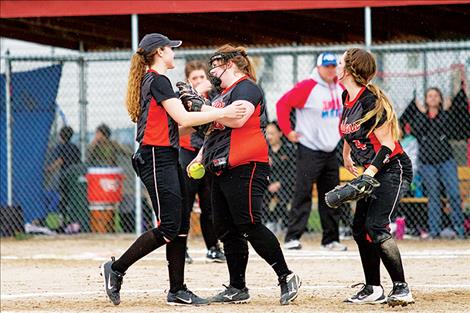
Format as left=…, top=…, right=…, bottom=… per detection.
left=207, top=51, right=241, bottom=93
left=208, top=74, right=223, bottom=93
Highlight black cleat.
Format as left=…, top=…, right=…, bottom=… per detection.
left=209, top=285, right=251, bottom=304
left=279, top=272, right=301, bottom=305
left=387, top=282, right=414, bottom=307
left=100, top=256, right=125, bottom=305
left=344, top=283, right=386, bottom=304
left=166, top=285, right=209, bottom=306
left=206, top=246, right=226, bottom=263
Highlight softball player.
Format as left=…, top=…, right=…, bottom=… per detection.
left=187, top=45, right=300, bottom=305
left=336, top=48, right=414, bottom=306
left=179, top=60, right=225, bottom=263
left=100, top=33, right=245, bottom=306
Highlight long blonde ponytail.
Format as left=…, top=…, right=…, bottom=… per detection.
left=344, top=48, right=399, bottom=140
left=125, top=48, right=147, bottom=123
left=357, top=84, right=400, bottom=140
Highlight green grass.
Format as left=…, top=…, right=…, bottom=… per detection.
left=307, top=208, right=322, bottom=232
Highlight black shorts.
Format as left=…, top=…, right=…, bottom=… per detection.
left=211, top=162, right=269, bottom=233
left=135, top=146, right=190, bottom=239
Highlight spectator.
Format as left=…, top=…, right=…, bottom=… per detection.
left=402, top=87, right=465, bottom=238
left=47, top=126, right=80, bottom=173
left=276, top=52, right=346, bottom=251
left=45, top=126, right=81, bottom=228
left=264, top=121, right=296, bottom=233
left=87, top=124, right=130, bottom=167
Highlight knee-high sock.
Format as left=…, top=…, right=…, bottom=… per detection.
left=220, top=229, right=249, bottom=290
left=356, top=240, right=381, bottom=286
left=376, top=238, right=406, bottom=283
left=112, top=228, right=166, bottom=274
left=225, top=252, right=249, bottom=289
left=166, top=235, right=187, bottom=293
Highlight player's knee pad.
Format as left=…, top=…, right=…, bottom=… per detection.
left=365, top=222, right=392, bottom=244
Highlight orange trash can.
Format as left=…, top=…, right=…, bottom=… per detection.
left=86, top=167, right=124, bottom=233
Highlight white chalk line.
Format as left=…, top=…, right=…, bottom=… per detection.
left=3, top=284, right=470, bottom=300
left=2, top=249, right=470, bottom=261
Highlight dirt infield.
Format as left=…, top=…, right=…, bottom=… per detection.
left=2, top=235, right=470, bottom=312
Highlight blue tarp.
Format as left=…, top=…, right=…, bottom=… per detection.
left=1, top=64, right=62, bottom=222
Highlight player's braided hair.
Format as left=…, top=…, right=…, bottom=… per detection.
left=211, top=44, right=257, bottom=81
left=344, top=48, right=399, bottom=140
left=126, top=47, right=159, bottom=123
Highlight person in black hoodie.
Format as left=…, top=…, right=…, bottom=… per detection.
left=401, top=87, right=465, bottom=238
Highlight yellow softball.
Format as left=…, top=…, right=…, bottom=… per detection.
left=189, top=162, right=205, bottom=179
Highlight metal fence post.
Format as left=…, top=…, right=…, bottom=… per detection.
left=78, top=56, right=88, bottom=162
left=293, top=43, right=298, bottom=84
left=365, top=6, right=372, bottom=49
left=423, top=50, right=428, bottom=96
left=131, top=13, right=143, bottom=235
left=5, top=50, right=13, bottom=206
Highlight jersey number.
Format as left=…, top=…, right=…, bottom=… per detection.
left=353, top=140, right=367, bottom=151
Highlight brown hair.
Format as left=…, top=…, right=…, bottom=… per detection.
left=215, top=44, right=256, bottom=81
left=344, top=48, right=399, bottom=140
left=425, top=87, right=443, bottom=109
left=125, top=47, right=160, bottom=123
left=184, top=60, right=208, bottom=80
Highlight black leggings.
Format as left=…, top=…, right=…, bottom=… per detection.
left=112, top=146, right=189, bottom=292
left=137, top=146, right=190, bottom=240
left=179, top=148, right=218, bottom=249
left=353, top=157, right=412, bottom=285
left=211, top=163, right=290, bottom=288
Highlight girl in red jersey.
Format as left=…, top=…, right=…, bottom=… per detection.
left=337, top=48, right=414, bottom=307
left=187, top=45, right=300, bottom=306
left=101, top=33, right=245, bottom=307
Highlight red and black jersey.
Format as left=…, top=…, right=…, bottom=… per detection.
left=179, top=132, right=204, bottom=152
left=136, top=69, right=179, bottom=148
left=340, top=87, right=403, bottom=167
left=203, top=76, right=268, bottom=172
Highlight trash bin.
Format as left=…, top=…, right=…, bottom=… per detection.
left=86, top=167, right=124, bottom=233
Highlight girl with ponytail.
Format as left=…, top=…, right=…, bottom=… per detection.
left=188, top=44, right=301, bottom=306
left=335, top=48, right=414, bottom=307
left=101, top=34, right=246, bottom=307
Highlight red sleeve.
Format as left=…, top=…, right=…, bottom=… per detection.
left=276, top=79, right=316, bottom=136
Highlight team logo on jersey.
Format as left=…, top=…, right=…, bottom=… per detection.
left=340, top=118, right=360, bottom=134
left=212, top=99, right=226, bottom=130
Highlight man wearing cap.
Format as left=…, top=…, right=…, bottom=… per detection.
left=276, top=52, right=346, bottom=251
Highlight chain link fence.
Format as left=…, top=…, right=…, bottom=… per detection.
left=1, top=41, right=469, bottom=240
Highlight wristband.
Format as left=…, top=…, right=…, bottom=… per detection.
left=370, top=145, right=392, bottom=171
